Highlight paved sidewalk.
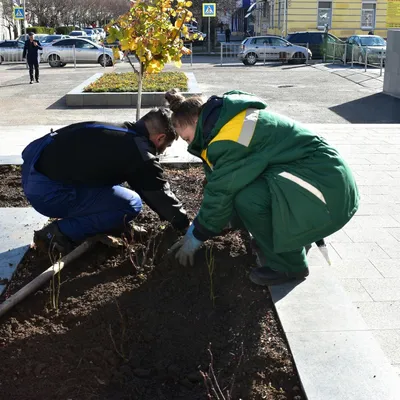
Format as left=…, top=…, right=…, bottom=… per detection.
left=313, top=63, right=384, bottom=91
left=314, top=123, right=400, bottom=377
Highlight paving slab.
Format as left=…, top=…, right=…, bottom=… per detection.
left=355, top=302, right=400, bottom=330
left=0, top=125, right=201, bottom=166
left=270, top=266, right=400, bottom=399
left=0, top=208, right=48, bottom=295
left=286, top=330, right=400, bottom=400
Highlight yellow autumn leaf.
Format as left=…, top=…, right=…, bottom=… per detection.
left=185, top=1, right=192, bottom=6
left=174, top=59, right=182, bottom=68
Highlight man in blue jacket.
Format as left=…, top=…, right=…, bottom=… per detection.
left=22, top=108, right=189, bottom=255
left=23, top=32, right=42, bottom=84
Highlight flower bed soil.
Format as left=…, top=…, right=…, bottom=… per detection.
left=0, top=166, right=304, bottom=400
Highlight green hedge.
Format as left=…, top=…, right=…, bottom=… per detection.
left=55, top=26, right=76, bottom=35
left=27, top=26, right=55, bottom=34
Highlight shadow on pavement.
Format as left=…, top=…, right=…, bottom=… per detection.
left=0, top=82, right=29, bottom=88
left=330, top=93, right=400, bottom=123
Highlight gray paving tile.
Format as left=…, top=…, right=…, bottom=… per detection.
left=360, top=278, right=400, bottom=301
left=286, top=331, right=400, bottom=400
left=343, top=227, right=397, bottom=242
left=0, top=208, right=48, bottom=295
left=331, top=242, right=390, bottom=260
left=339, top=279, right=373, bottom=302
left=345, top=215, right=400, bottom=228
left=325, top=229, right=352, bottom=243
left=329, top=258, right=382, bottom=279
left=355, top=302, right=400, bottom=329
left=370, top=259, right=400, bottom=278
left=373, top=330, right=400, bottom=364
left=270, top=267, right=368, bottom=333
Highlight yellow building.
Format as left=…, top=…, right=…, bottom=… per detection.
left=254, top=0, right=397, bottom=38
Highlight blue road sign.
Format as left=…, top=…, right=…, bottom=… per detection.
left=202, top=3, right=216, bottom=17
left=14, top=7, right=25, bottom=20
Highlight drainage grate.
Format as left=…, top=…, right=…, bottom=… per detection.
left=278, top=84, right=295, bottom=88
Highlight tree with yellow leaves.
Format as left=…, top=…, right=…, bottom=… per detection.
left=106, top=0, right=200, bottom=120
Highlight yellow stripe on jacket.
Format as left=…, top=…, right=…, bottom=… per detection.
left=200, top=108, right=259, bottom=169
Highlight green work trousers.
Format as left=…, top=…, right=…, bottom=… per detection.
left=233, top=176, right=308, bottom=274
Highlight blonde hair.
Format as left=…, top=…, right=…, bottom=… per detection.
left=165, top=89, right=204, bottom=128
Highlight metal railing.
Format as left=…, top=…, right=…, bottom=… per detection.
left=182, top=42, right=193, bottom=66
left=220, top=42, right=242, bottom=65
left=325, top=42, right=385, bottom=76
left=220, top=42, right=311, bottom=66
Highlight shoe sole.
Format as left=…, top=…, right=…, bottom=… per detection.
left=249, top=270, right=309, bottom=286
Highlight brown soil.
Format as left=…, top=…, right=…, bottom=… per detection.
left=0, top=165, right=29, bottom=207
left=0, top=166, right=304, bottom=400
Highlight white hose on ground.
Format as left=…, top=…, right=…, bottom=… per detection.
left=0, top=240, right=94, bottom=319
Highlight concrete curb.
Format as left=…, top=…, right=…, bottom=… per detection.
left=269, top=262, right=400, bottom=400
left=66, top=72, right=202, bottom=107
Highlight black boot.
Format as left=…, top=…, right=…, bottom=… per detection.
left=249, top=266, right=309, bottom=286
left=34, top=221, right=75, bottom=256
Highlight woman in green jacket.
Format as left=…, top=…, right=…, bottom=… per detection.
left=167, top=89, right=359, bottom=286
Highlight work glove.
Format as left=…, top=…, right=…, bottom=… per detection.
left=169, top=224, right=203, bottom=267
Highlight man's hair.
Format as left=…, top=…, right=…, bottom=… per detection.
left=141, top=107, right=177, bottom=141
left=28, top=32, right=35, bottom=37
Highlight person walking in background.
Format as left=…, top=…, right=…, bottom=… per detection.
left=23, top=32, right=42, bottom=84
left=225, top=26, right=231, bottom=43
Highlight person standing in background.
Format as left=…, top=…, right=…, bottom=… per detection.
left=23, top=32, right=42, bottom=84
left=225, top=26, right=231, bottom=43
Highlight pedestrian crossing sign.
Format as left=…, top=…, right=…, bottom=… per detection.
left=13, top=7, right=25, bottom=20
left=202, top=3, right=216, bottom=17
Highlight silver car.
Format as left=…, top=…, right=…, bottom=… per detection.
left=0, top=40, right=25, bottom=64
left=42, top=38, right=114, bottom=67
left=238, top=35, right=312, bottom=65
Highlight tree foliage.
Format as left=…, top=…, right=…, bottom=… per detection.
left=106, top=0, right=200, bottom=119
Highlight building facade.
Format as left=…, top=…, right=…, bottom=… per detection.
left=254, top=0, right=396, bottom=38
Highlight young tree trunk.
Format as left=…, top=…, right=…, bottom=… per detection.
left=136, top=62, right=144, bottom=121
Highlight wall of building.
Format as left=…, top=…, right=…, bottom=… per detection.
left=255, top=0, right=393, bottom=38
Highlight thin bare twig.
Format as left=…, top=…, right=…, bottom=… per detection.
left=228, top=342, right=244, bottom=397
left=208, top=343, right=225, bottom=399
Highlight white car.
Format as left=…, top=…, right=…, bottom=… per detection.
left=96, top=28, right=106, bottom=40
left=69, top=30, right=88, bottom=37
left=42, top=38, right=114, bottom=67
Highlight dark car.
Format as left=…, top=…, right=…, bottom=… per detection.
left=286, top=31, right=343, bottom=59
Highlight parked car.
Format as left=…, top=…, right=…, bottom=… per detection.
left=18, top=33, right=48, bottom=42
left=343, top=35, right=386, bottom=65
left=286, top=31, right=343, bottom=59
left=40, top=34, right=70, bottom=46
left=42, top=38, right=114, bottom=67
left=0, top=40, right=25, bottom=64
left=238, top=35, right=312, bottom=65
left=69, top=30, right=88, bottom=37
left=83, top=28, right=98, bottom=42
left=96, top=28, right=106, bottom=39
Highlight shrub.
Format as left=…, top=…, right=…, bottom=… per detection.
left=84, top=72, right=189, bottom=93
left=27, top=26, right=55, bottom=34
left=55, top=26, right=76, bottom=35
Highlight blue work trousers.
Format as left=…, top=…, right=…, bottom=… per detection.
left=21, top=133, right=142, bottom=242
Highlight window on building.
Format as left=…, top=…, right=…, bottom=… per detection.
left=278, top=0, right=284, bottom=28
left=263, top=0, right=267, bottom=17
left=361, top=2, right=376, bottom=29
left=270, top=1, right=274, bottom=27
left=317, top=1, right=332, bottom=28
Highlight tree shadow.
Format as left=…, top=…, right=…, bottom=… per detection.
left=329, top=93, right=400, bottom=123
